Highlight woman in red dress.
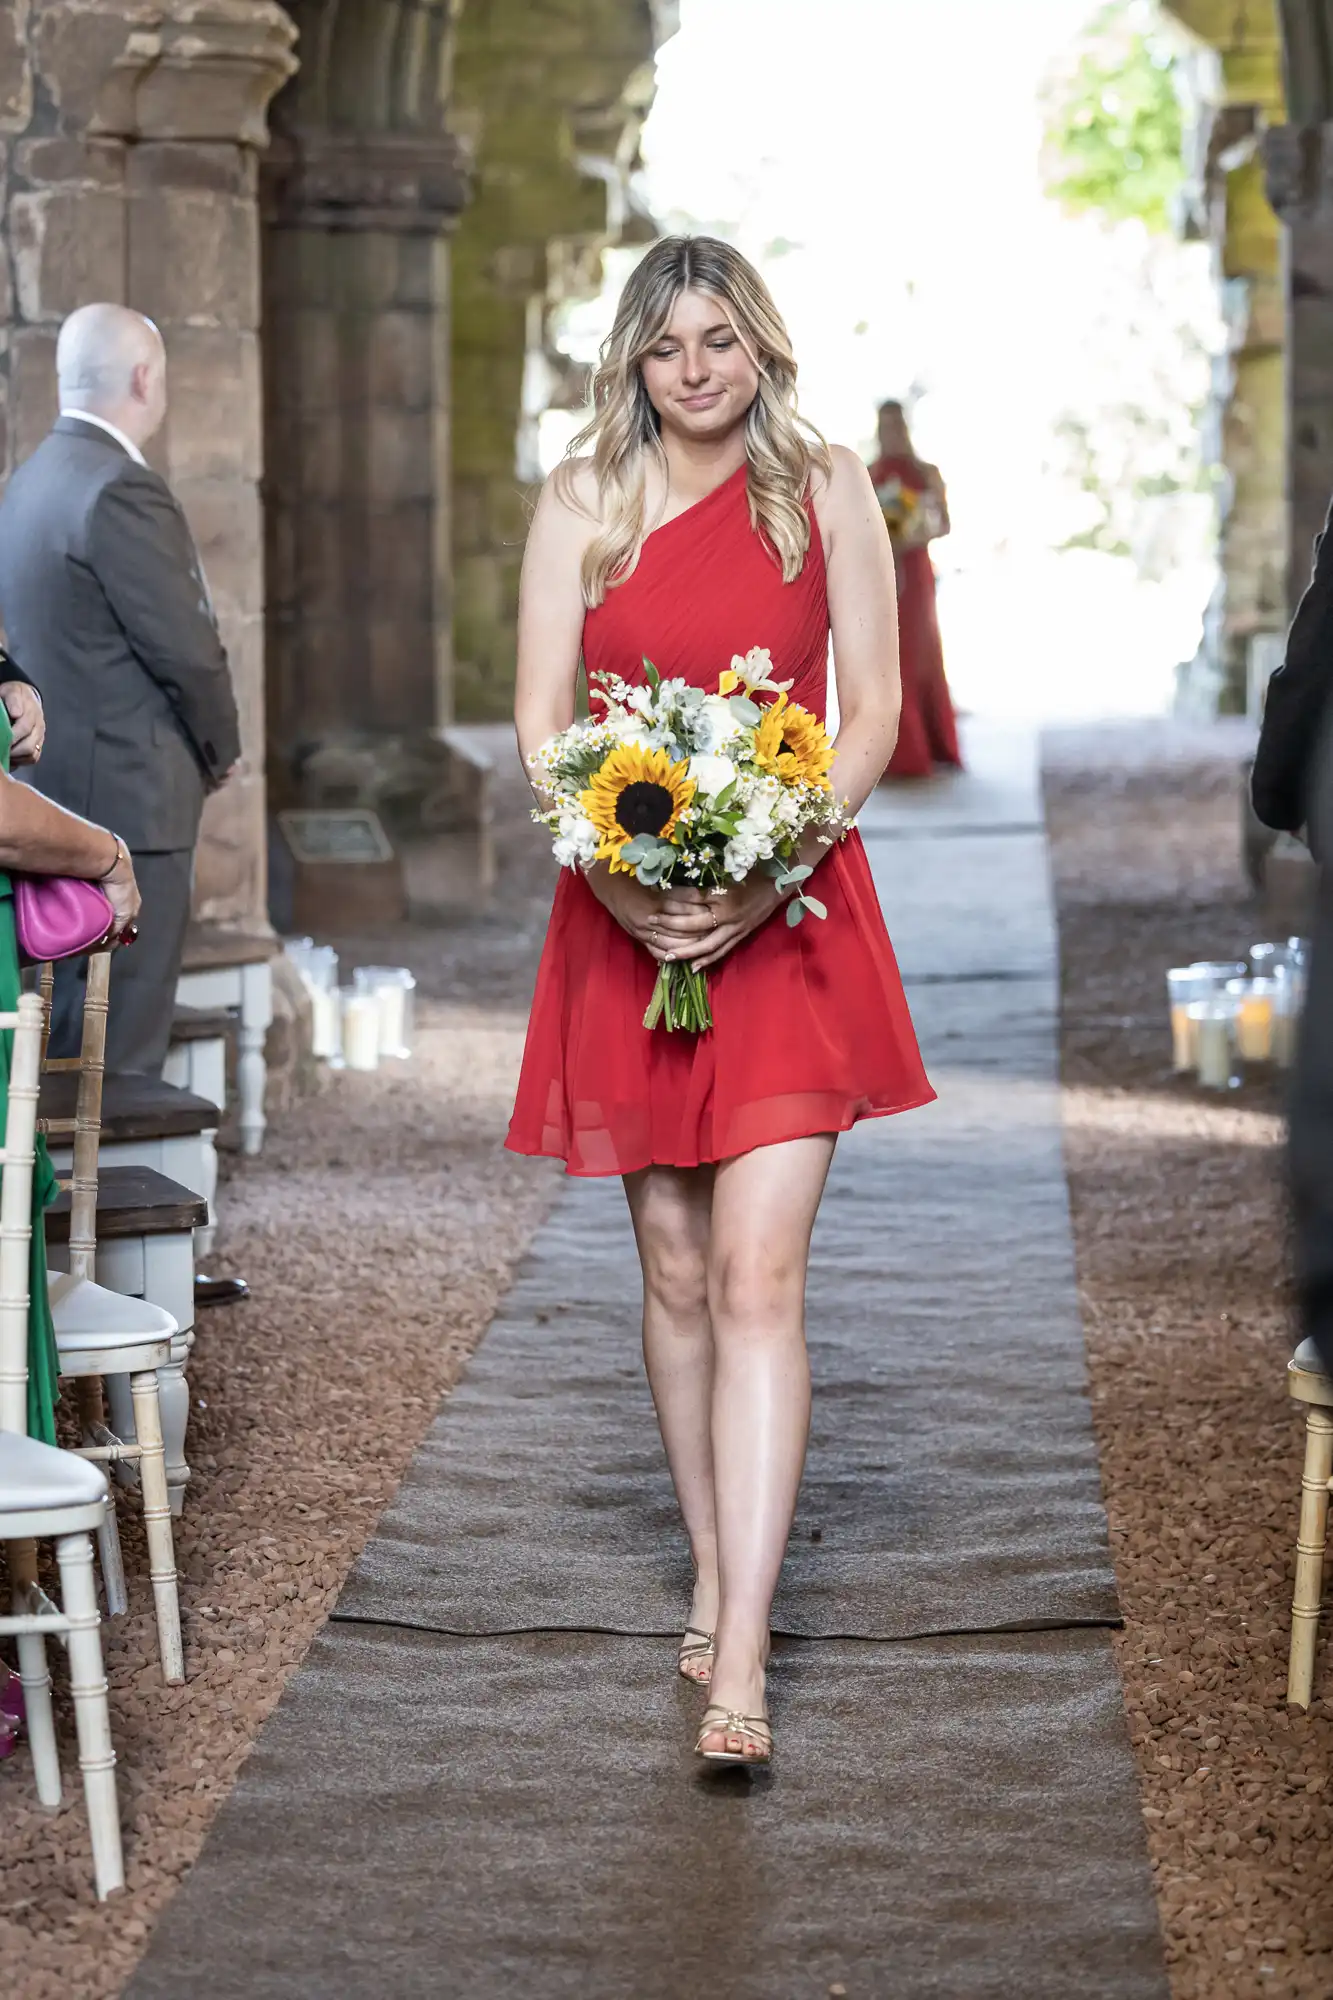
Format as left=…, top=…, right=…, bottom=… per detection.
left=507, top=237, right=933, bottom=1766
left=867, top=400, right=962, bottom=778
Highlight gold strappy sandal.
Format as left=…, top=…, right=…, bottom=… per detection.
left=694, top=1704, right=773, bottom=1767
left=677, top=1626, right=715, bottom=1684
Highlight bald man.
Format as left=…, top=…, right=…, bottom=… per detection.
left=0, top=302, right=241, bottom=1075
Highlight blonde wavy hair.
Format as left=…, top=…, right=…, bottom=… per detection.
left=557, top=236, right=832, bottom=607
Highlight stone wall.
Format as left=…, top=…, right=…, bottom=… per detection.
left=1166, top=0, right=1287, bottom=714
left=0, top=0, right=295, bottom=930
left=450, top=0, right=668, bottom=722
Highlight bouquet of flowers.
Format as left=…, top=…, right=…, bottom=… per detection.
left=530, top=647, right=848, bottom=1033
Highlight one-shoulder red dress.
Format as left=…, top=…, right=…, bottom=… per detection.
left=506, top=464, right=935, bottom=1177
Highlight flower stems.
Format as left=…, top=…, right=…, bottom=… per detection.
left=643, top=961, right=713, bottom=1034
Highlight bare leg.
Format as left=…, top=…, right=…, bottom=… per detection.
left=624, top=1164, right=718, bottom=1670
left=700, top=1134, right=835, bottom=1755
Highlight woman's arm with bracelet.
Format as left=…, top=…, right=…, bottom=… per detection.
left=0, top=768, right=141, bottom=937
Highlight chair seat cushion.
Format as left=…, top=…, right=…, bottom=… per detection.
left=1294, top=1337, right=1329, bottom=1376
left=0, top=1430, right=108, bottom=1510
left=48, top=1271, right=178, bottom=1348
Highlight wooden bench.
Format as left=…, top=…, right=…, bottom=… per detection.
left=42, top=1068, right=220, bottom=1259
left=46, top=1167, right=208, bottom=1518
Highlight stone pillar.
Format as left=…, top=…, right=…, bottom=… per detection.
left=260, top=128, right=469, bottom=812
left=0, top=2, right=295, bottom=933
left=1266, top=124, right=1333, bottom=612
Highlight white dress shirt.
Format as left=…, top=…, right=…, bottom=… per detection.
left=58, top=408, right=147, bottom=466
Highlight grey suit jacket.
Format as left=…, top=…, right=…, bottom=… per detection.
left=0, top=415, right=241, bottom=851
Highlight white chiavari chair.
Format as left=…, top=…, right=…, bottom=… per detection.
left=0, top=987, right=124, bottom=1899
left=38, top=953, right=184, bottom=1684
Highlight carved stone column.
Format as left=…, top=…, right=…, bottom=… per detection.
left=0, top=1, right=296, bottom=934
left=260, top=126, right=470, bottom=816
left=1266, top=122, right=1333, bottom=614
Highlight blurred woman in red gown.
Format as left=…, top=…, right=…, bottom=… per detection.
left=868, top=400, right=962, bottom=778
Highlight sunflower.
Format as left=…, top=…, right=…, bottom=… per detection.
left=753, top=694, right=835, bottom=792
left=580, top=743, right=696, bottom=871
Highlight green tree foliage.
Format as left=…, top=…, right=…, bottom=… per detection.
left=1044, top=1, right=1185, bottom=233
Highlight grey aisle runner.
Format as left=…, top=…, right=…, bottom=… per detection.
left=128, top=724, right=1166, bottom=2000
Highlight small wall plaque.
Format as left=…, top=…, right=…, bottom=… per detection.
left=277, top=809, right=406, bottom=931
left=278, top=810, right=396, bottom=866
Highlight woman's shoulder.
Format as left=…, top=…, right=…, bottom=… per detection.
left=810, top=442, right=875, bottom=498
left=809, top=443, right=878, bottom=532
left=546, top=454, right=599, bottom=511
left=530, top=456, right=602, bottom=559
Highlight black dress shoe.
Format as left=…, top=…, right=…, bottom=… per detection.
left=194, top=1274, right=250, bottom=1308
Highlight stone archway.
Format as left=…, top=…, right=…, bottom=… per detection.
left=259, top=0, right=470, bottom=827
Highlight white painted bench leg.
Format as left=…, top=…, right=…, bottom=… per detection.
left=195, top=1127, right=219, bottom=1263
left=130, top=1370, right=184, bottom=1684
left=238, top=961, right=272, bottom=1158
left=56, top=1529, right=124, bottom=1900
left=141, top=1233, right=197, bottom=1519
left=11, top=1537, right=60, bottom=1808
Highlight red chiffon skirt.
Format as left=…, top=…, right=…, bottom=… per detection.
left=507, top=830, right=935, bottom=1178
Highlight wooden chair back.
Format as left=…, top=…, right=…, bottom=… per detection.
left=0, top=989, right=50, bottom=1434
left=36, top=952, right=111, bottom=1286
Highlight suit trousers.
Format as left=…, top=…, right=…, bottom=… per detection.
left=50, top=848, right=194, bottom=1075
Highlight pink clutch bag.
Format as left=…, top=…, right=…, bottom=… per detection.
left=13, top=874, right=115, bottom=965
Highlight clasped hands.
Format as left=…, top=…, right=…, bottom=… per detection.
left=594, top=869, right=783, bottom=972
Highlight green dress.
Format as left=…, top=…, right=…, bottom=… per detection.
left=0, top=706, right=61, bottom=1441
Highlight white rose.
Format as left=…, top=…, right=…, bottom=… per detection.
left=723, top=833, right=761, bottom=880
left=553, top=811, right=598, bottom=869
left=687, top=752, right=738, bottom=800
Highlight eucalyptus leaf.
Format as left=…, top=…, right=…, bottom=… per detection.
left=786, top=900, right=806, bottom=927
left=620, top=835, right=655, bottom=863
left=728, top=697, right=762, bottom=726
left=800, top=895, right=827, bottom=920
left=781, top=864, right=813, bottom=884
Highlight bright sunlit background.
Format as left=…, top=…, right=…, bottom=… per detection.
left=541, top=0, right=1221, bottom=724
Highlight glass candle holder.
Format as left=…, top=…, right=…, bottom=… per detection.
left=282, top=936, right=316, bottom=978
left=341, top=990, right=381, bottom=1072
left=1167, top=968, right=1204, bottom=1072
left=1273, top=964, right=1303, bottom=1070
left=352, top=966, right=415, bottom=1059
left=308, top=945, right=339, bottom=989
left=1188, top=996, right=1240, bottom=1090
left=1225, top=976, right=1279, bottom=1063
